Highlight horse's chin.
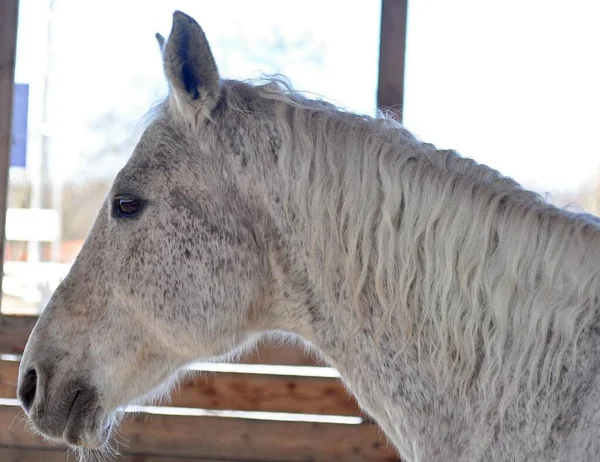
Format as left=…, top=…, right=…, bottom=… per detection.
left=62, top=413, right=114, bottom=450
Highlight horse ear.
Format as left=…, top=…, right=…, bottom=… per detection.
left=161, top=11, right=220, bottom=119
left=155, top=33, right=165, bottom=52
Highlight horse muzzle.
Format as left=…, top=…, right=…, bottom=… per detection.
left=17, top=362, right=111, bottom=449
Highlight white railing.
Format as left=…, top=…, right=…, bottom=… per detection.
left=2, top=261, right=71, bottom=312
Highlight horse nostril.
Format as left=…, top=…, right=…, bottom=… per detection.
left=18, top=368, right=38, bottom=413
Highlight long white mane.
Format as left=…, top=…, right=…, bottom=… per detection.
left=223, top=78, right=600, bottom=413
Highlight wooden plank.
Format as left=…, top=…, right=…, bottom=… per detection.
left=377, top=0, right=409, bottom=121
left=0, top=447, right=226, bottom=462
left=0, top=404, right=399, bottom=461
left=0, top=316, right=36, bottom=355
left=172, top=371, right=360, bottom=416
left=0, top=315, right=324, bottom=366
left=239, top=342, right=323, bottom=366
left=0, top=0, right=19, bottom=279
left=0, top=360, right=361, bottom=416
left=0, top=360, right=18, bottom=398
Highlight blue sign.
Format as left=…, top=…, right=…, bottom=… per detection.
left=11, top=83, right=29, bottom=168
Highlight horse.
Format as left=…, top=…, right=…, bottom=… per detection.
left=17, top=11, right=600, bottom=461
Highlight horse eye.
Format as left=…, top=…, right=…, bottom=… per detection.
left=113, top=195, right=143, bottom=218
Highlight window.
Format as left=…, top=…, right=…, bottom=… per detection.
left=403, top=0, right=600, bottom=212
left=2, top=0, right=382, bottom=314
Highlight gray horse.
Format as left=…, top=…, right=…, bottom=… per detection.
left=18, top=11, right=600, bottom=461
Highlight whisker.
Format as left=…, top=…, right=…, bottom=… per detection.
left=7, top=409, right=25, bottom=432
left=112, top=428, right=129, bottom=450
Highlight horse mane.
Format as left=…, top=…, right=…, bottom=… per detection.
left=220, top=78, right=600, bottom=412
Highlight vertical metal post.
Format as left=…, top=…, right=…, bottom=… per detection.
left=377, top=0, right=409, bottom=121
left=27, top=0, right=53, bottom=264
left=0, top=0, right=20, bottom=312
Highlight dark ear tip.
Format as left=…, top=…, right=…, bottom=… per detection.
left=155, top=32, right=165, bottom=48
left=173, top=10, right=199, bottom=27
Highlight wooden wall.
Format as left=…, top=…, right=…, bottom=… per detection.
left=0, top=316, right=399, bottom=461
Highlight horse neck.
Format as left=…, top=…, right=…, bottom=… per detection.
left=259, top=146, right=452, bottom=460
left=252, top=119, right=600, bottom=460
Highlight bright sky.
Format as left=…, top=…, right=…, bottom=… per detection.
left=404, top=0, right=600, bottom=194
left=14, top=0, right=380, bottom=183
left=14, top=0, right=600, bottom=196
